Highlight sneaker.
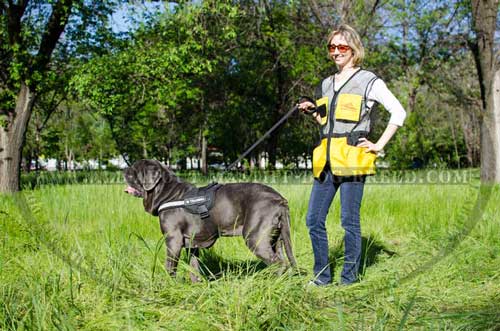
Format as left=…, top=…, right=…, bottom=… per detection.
left=338, top=280, right=359, bottom=287
left=307, top=279, right=329, bottom=287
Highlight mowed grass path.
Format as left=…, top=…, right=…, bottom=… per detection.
left=1, top=178, right=499, bottom=330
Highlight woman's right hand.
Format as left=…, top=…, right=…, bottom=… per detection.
left=298, top=101, right=316, bottom=113
left=298, top=101, right=322, bottom=124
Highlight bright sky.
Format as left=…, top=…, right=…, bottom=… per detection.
left=110, top=2, right=170, bottom=33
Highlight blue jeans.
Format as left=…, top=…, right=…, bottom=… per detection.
left=306, top=170, right=365, bottom=284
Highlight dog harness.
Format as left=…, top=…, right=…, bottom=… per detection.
left=158, top=182, right=222, bottom=219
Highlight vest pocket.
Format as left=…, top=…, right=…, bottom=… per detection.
left=329, top=137, right=376, bottom=176
left=312, top=137, right=377, bottom=178
left=315, top=97, right=329, bottom=125
left=312, top=139, right=328, bottom=179
left=335, top=94, right=362, bottom=123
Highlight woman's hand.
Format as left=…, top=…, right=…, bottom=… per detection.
left=357, top=124, right=400, bottom=154
left=356, top=138, right=382, bottom=153
left=298, top=101, right=316, bottom=114
left=298, top=101, right=322, bottom=123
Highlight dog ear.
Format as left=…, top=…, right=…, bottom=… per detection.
left=141, top=162, right=162, bottom=191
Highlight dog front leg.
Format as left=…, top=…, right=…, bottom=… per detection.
left=165, top=233, right=183, bottom=277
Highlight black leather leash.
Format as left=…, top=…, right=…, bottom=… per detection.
left=225, top=100, right=316, bottom=171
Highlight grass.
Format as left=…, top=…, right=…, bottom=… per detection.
left=1, top=171, right=499, bottom=330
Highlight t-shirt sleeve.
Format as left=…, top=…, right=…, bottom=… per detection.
left=368, top=79, right=406, bottom=126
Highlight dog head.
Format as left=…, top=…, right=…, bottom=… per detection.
left=124, top=159, right=188, bottom=215
left=124, top=159, right=163, bottom=198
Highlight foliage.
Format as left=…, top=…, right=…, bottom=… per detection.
left=71, top=0, right=241, bottom=164
left=13, top=0, right=498, bottom=171
left=0, top=1, right=128, bottom=192
left=0, top=1, right=120, bottom=111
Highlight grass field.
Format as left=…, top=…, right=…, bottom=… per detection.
left=1, top=172, right=499, bottom=330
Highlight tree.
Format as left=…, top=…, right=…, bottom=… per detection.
left=0, top=1, right=118, bottom=192
left=469, top=0, right=500, bottom=182
left=72, top=0, right=240, bottom=169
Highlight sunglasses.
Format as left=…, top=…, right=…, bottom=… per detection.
left=327, top=44, right=351, bottom=53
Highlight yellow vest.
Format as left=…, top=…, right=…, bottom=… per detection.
left=312, top=70, right=379, bottom=178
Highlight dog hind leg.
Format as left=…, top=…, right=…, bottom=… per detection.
left=278, top=207, right=297, bottom=267
left=188, top=248, right=202, bottom=283
left=245, top=226, right=285, bottom=266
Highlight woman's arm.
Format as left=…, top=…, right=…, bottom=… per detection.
left=357, top=123, right=399, bottom=152
left=357, top=79, right=406, bottom=152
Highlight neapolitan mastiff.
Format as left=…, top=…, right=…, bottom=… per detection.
left=124, top=159, right=296, bottom=281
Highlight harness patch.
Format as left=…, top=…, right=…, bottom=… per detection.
left=182, top=182, right=222, bottom=219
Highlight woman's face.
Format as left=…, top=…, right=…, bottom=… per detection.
left=328, top=33, right=355, bottom=69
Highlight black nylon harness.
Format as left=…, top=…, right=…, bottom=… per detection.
left=158, top=182, right=222, bottom=219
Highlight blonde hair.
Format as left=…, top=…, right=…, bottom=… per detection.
left=327, top=24, right=365, bottom=66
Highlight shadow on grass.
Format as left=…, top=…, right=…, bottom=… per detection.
left=329, top=235, right=396, bottom=276
left=189, top=235, right=394, bottom=281
left=196, top=249, right=268, bottom=280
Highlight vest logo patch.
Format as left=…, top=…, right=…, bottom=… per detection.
left=335, top=94, right=362, bottom=122
left=342, top=102, right=358, bottom=113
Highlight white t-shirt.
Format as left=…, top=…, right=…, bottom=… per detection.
left=334, top=75, right=406, bottom=127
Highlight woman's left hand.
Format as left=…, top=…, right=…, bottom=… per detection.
left=356, top=138, right=382, bottom=153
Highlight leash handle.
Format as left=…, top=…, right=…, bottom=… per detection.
left=225, top=105, right=299, bottom=171
left=298, top=96, right=317, bottom=115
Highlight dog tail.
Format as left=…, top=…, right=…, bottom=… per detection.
left=280, top=206, right=297, bottom=267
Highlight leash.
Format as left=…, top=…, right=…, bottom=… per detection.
left=225, top=104, right=305, bottom=171
left=225, top=98, right=317, bottom=171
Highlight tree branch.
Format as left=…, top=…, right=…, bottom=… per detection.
left=39, top=97, right=64, bottom=132
left=32, top=0, right=74, bottom=74
left=6, top=0, right=29, bottom=46
left=360, top=0, right=381, bottom=38
left=307, top=0, right=327, bottom=28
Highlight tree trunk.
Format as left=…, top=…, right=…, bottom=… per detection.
left=446, top=106, right=460, bottom=168
left=470, top=0, right=499, bottom=183
left=0, top=84, right=36, bottom=192
left=201, top=134, right=207, bottom=175
left=481, top=68, right=500, bottom=182
left=142, top=137, right=148, bottom=159
left=458, top=107, right=480, bottom=167
left=267, top=133, right=278, bottom=170
left=494, top=69, right=500, bottom=174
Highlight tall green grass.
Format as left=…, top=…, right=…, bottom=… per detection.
left=1, top=173, right=499, bottom=330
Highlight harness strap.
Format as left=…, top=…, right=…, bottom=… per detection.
left=158, top=200, right=189, bottom=213
left=157, top=182, right=221, bottom=219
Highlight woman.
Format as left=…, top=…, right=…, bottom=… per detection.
left=298, top=24, right=406, bottom=286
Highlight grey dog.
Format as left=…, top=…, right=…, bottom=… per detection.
left=124, top=159, right=296, bottom=281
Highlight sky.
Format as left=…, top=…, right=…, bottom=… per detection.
left=110, top=1, right=169, bottom=33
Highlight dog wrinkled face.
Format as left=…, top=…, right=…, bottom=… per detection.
left=124, top=160, right=163, bottom=198
left=124, top=167, right=143, bottom=197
